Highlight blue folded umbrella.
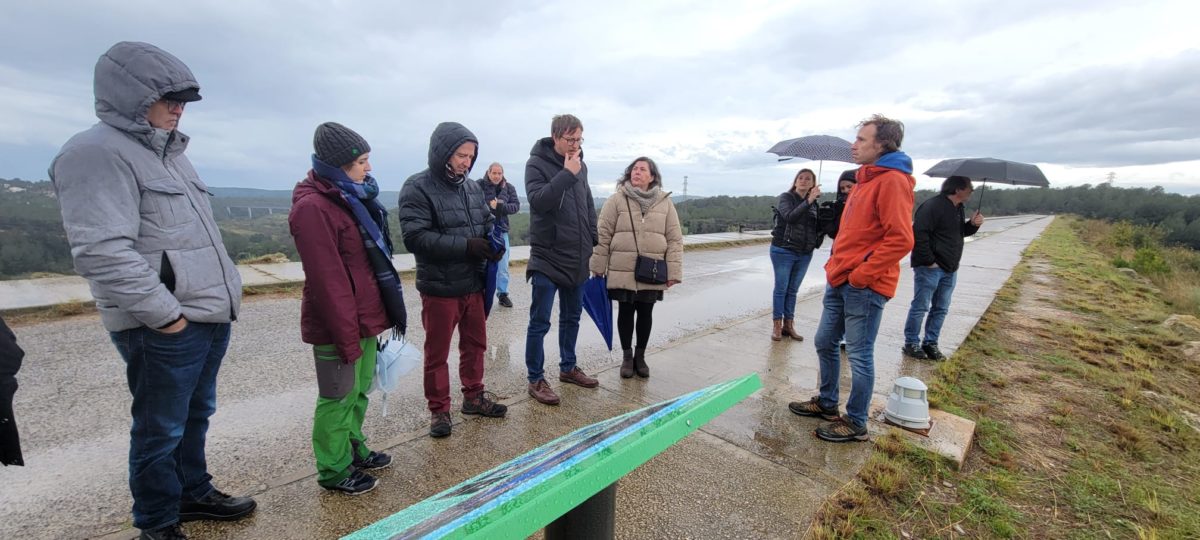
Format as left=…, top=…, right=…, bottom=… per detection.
left=581, top=275, right=613, bottom=351
left=483, top=225, right=505, bottom=317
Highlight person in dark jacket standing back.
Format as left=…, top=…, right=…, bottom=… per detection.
left=49, top=42, right=254, bottom=540
left=0, top=315, right=23, bottom=467
left=478, top=162, right=521, bottom=308
left=902, top=176, right=983, bottom=360
left=523, top=114, right=600, bottom=406
left=290, top=122, right=400, bottom=496
left=399, top=122, right=508, bottom=438
left=769, top=168, right=823, bottom=342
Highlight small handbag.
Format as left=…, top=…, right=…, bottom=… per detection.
left=626, top=197, right=668, bottom=285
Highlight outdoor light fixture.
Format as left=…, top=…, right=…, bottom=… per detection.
left=884, top=376, right=931, bottom=430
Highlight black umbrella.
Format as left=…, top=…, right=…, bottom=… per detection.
left=924, top=157, right=1049, bottom=212
left=767, top=135, right=854, bottom=185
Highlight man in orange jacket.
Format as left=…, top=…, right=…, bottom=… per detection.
left=788, top=114, right=915, bottom=442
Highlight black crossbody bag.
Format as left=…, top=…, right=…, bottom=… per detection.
left=626, top=197, right=668, bottom=284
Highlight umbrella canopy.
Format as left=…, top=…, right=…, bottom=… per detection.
left=581, top=276, right=613, bottom=351
left=767, top=134, right=855, bottom=185
left=923, top=157, right=1049, bottom=187
left=767, top=135, right=854, bottom=163
left=483, top=225, right=506, bottom=317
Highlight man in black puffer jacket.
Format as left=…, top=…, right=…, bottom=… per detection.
left=524, top=114, right=600, bottom=406
left=399, top=122, right=507, bottom=438
left=901, top=175, right=984, bottom=361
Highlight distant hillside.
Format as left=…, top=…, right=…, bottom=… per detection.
left=5, top=177, right=1200, bottom=279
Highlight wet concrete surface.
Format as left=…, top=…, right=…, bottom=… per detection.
left=1, top=216, right=1050, bottom=539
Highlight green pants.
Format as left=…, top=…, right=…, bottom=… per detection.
left=313, top=338, right=376, bottom=485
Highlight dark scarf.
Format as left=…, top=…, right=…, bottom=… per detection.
left=311, top=155, right=407, bottom=334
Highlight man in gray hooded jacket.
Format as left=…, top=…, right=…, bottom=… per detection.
left=49, top=42, right=253, bottom=540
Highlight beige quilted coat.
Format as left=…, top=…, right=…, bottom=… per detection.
left=589, top=187, right=684, bottom=291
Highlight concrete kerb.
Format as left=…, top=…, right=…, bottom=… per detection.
left=0, top=231, right=773, bottom=317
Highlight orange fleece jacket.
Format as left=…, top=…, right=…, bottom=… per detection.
left=823, top=164, right=915, bottom=298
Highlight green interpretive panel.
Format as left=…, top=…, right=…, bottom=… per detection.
left=343, top=373, right=762, bottom=540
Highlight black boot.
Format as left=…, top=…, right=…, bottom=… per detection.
left=634, top=347, right=649, bottom=378
left=620, top=349, right=635, bottom=378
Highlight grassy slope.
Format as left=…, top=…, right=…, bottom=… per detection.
left=809, top=217, right=1200, bottom=539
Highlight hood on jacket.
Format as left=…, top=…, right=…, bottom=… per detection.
left=529, top=137, right=584, bottom=167
left=874, top=151, right=913, bottom=174
left=427, top=122, right=479, bottom=182
left=94, top=41, right=201, bottom=136
left=293, top=171, right=347, bottom=209
left=856, top=150, right=914, bottom=185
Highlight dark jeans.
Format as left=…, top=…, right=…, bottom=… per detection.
left=110, top=322, right=230, bottom=531
left=903, top=266, right=958, bottom=346
left=769, top=245, right=813, bottom=320
left=813, top=283, right=888, bottom=428
left=525, top=271, right=583, bottom=383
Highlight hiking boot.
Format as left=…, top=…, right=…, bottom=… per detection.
left=498, top=293, right=513, bottom=308
left=462, top=391, right=508, bottom=418
left=783, top=320, right=804, bottom=342
left=140, top=523, right=187, bottom=540
left=528, top=379, right=560, bottom=405
left=560, top=367, right=599, bottom=388
left=788, top=396, right=840, bottom=421
left=178, top=489, right=256, bottom=522
left=771, top=319, right=783, bottom=341
left=430, top=411, right=452, bottom=438
left=321, top=469, right=378, bottom=495
left=922, top=343, right=946, bottom=361
left=633, top=347, right=649, bottom=378
left=620, top=349, right=635, bottom=379
left=901, top=343, right=928, bottom=359
left=815, top=418, right=869, bottom=443
left=352, top=450, right=392, bottom=471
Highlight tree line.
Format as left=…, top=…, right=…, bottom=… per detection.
left=2, top=178, right=1198, bottom=279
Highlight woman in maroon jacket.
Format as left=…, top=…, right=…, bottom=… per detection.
left=289, top=122, right=397, bottom=496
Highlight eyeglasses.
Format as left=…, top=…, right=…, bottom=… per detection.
left=558, top=136, right=584, bottom=145
left=164, top=99, right=187, bottom=111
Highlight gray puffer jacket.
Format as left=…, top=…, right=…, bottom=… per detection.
left=398, top=122, right=495, bottom=297
left=49, top=41, right=241, bottom=332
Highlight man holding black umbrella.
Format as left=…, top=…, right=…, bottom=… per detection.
left=902, top=176, right=984, bottom=360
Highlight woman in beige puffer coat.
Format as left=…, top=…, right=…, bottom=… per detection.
left=590, top=157, right=683, bottom=379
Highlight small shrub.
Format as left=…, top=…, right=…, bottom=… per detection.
left=1132, top=247, right=1171, bottom=276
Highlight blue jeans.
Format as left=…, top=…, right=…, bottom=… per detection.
left=109, top=322, right=230, bottom=530
left=903, top=266, right=958, bottom=346
left=769, top=245, right=813, bottom=320
left=813, top=283, right=888, bottom=428
left=525, top=271, right=583, bottom=383
left=496, top=232, right=511, bottom=295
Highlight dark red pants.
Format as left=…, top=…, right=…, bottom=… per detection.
left=420, top=292, right=487, bottom=413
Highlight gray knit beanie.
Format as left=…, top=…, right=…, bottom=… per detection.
left=313, top=122, right=370, bottom=167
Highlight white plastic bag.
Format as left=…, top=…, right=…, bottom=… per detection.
left=372, top=331, right=420, bottom=416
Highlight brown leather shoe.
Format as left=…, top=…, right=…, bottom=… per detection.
left=528, top=379, right=560, bottom=405
left=783, top=319, right=804, bottom=342
left=559, top=367, right=599, bottom=388
left=772, top=319, right=783, bottom=341
left=620, top=349, right=635, bottom=379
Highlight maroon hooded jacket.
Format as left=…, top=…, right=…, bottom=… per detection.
left=289, top=171, right=389, bottom=362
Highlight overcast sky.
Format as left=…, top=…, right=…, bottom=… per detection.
left=2, top=0, right=1198, bottom=198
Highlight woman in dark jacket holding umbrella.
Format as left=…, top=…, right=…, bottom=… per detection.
left=769, top=168, right=823, bottom=341
left=289, top=122, right=403, bottom=496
